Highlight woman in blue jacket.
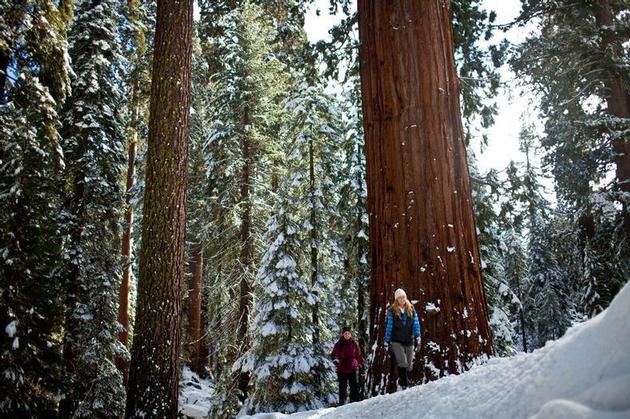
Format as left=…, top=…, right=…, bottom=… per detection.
left=384, top=288, right=421, bottom=389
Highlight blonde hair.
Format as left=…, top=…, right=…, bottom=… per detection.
left=389, top=296, right=413, bottom=318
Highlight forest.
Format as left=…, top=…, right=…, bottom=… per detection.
left=0, top=0, right=628, bottom=418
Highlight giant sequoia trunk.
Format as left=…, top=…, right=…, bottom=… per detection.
left=124, top=0, right=193, bottom=417
left=357, top=0, right=494, bottom=394
left=595, top=0, right=630, bottom=241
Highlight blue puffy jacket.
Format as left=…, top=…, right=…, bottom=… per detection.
left=384, top=308, right=421, bottom=344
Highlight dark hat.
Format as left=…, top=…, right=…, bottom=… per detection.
left=342, top=326, right=352, bottom=333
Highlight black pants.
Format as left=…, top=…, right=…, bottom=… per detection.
left=338, top=371, right=359, bottom=405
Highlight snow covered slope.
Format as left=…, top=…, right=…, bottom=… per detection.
left=245, top=282, right=630, bottom=419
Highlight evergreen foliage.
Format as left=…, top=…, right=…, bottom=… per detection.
left=580, top=195, right=627, bottom=317
left=237, top=83, right=342, bottom=415
left=511, top=0, right=630, bottom=320
left=501, top=229, right=529, bottom=352
left=2, top=0, right=628, bottom=415
left=470, top=164, right=518, bottom=357
left=0, top=1, right=71, bottom=415
left=58, top=0, right=127, bottom=416
left=336, top=87, right=369, bottom=348
left=526, top=212, right=573, bottom=348
left=198, top=1, right=291, bottom=415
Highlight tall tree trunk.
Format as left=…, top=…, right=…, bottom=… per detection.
left=515, top=274, right=528, bottom=352
left=357, top=0, right=494, bottom=394
left=124, top=0, right=193, bottom=416
left=187, top=242, right=207, bottom=376
left=116, top=81, right=139, bottom=387
left=595, top=0, right=630, bottom=240
left=237, top=107, right=253, bottom=401
left=309, top=134, right=322, bottom=397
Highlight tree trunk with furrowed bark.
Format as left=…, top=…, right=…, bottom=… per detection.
left=357, top=0, right=494, bottom=395
left=124, top=0, right=193, bottom=416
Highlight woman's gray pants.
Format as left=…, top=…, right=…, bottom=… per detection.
left=392, top=342, right=414, bottom=369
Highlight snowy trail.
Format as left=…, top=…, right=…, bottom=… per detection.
left=245, top=283, right=630, bottom=419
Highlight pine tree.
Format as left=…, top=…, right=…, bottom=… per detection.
left=285, top=83, right=344, bottom=403
left=527, top=212, right=572, bottom=348
left=116, top=0, right=154, bottom=385
left=580, top=196, right=626, bottom=317
left=237, top=83, right=342, bottom=414
left=337, top=86, right=370, bottom=364
left=0, top=1, right=71, bottom=415
left=511, top=0, right=630, bottom=312
left=238, top=195, right=325, bottom=414
left=58, top=1, right=127, bottom=416
left=184, top=27, right=212, bottom=379
left=500, top=229, right=529, bottom=352
left=470, top=165, right=518, bottom=357
left=309, top=4, right=371, bottom=388
left=125, top=0, right=193, bottom=416
left=505, top=121, right=575, bottom=350
left=197, top=2, right=289, bottom=413
left=315, top=0, right=506, bottom=384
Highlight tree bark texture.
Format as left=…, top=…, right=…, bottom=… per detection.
left=187, top=242, right=207, bottom=376
left=124, top=0, right=193, bottom=417
left=357, top=0, right=494, bottom=394
left=595, top=0, right=630, bottom=240
left=117, top=82, right=139, bottom=387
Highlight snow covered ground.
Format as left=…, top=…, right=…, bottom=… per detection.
left=179, top=367, right=214, bottom=418
left=244, top=283, right=630, bottom=419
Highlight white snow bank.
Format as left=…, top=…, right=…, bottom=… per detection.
left=245, top=282, right=630, bottom=419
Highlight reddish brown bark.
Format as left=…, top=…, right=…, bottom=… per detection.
left=124, top=0, right=193, bottom=417
left=116, top=82, right=139, bottom=387
left=357, top=0, right=494, bottom=394
left=595, top=0, right=630, bottom=240
left=187, top=242, right=207, bottom=376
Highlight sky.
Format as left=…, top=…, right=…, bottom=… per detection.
left=303, top=0, right=541, bottom=176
